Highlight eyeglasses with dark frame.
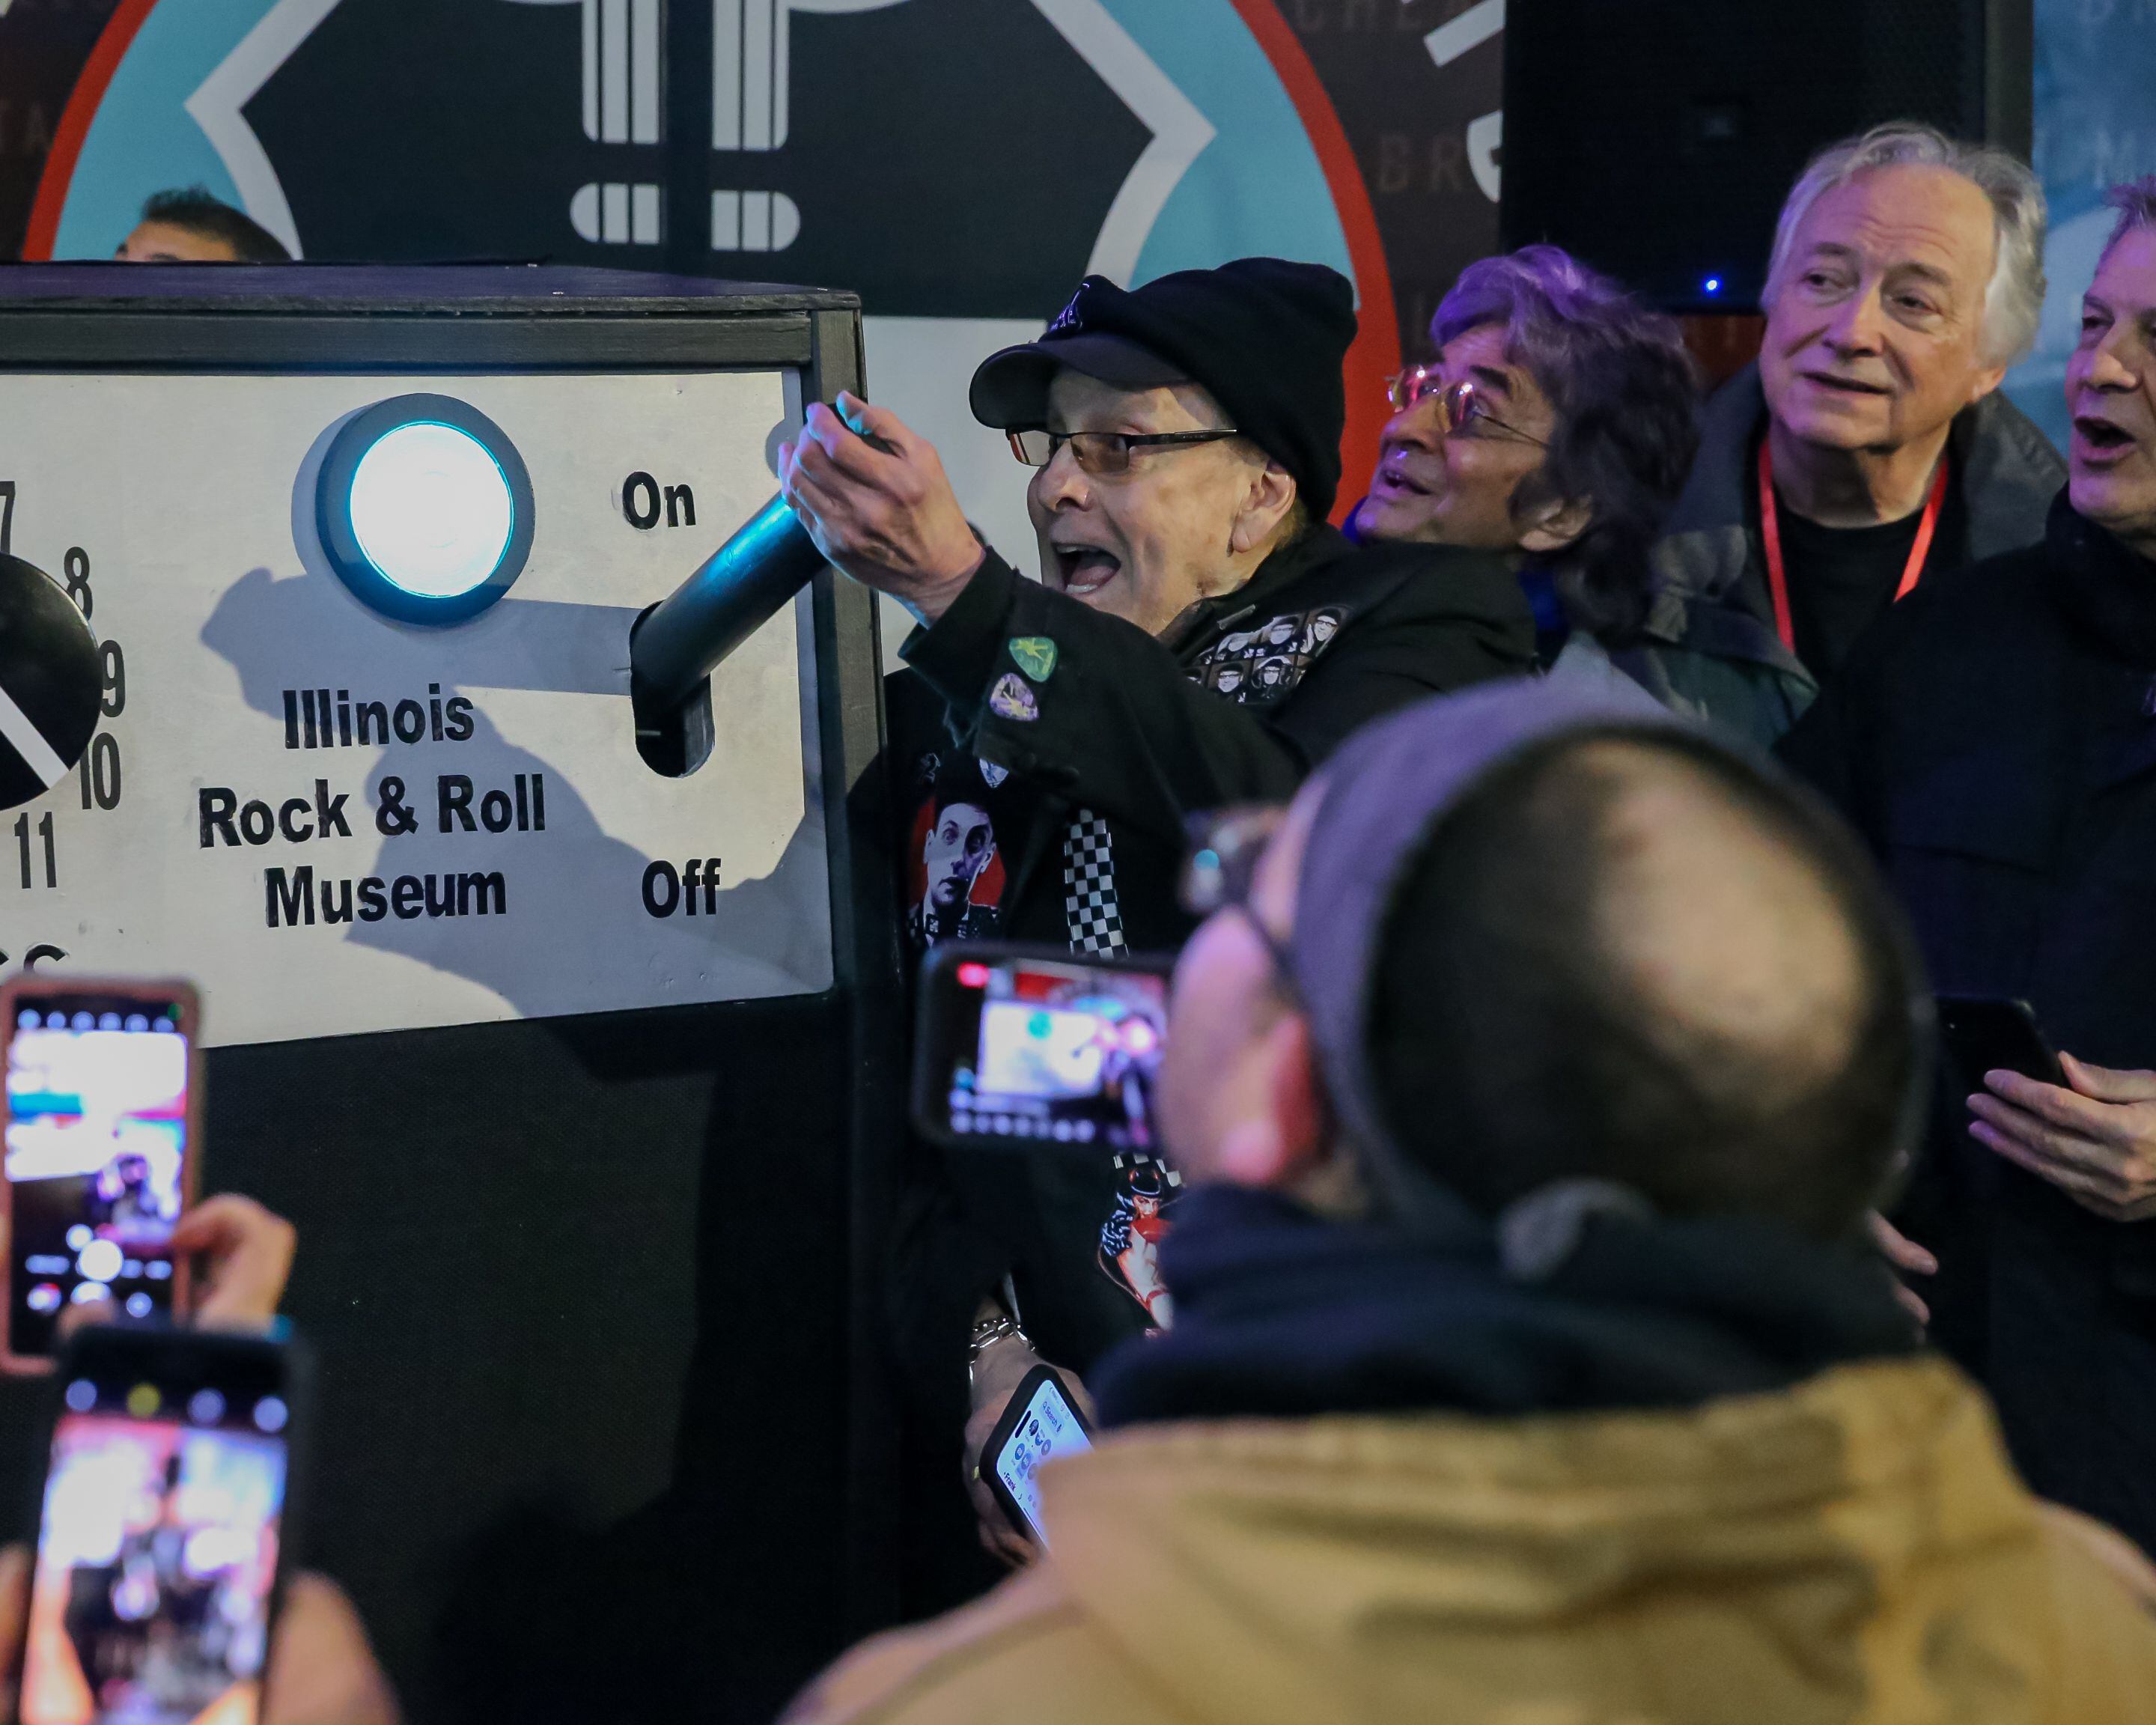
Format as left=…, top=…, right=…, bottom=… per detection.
left=1181, top=805, right=1299, bottom=996
left=1383, top=368, right=1547, bottom=448
left=1007, top=427, right=1243, bottom=475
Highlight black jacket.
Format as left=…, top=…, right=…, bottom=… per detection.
left=886, top=526, right=1534, bottom=1423
left=1780, top=493, right=2156, bottom=1552
left=1632, top=365, right=2062, bottom=748
left=890, top=523, right=1532, bottom=954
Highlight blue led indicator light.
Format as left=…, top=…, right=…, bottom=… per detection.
left=315, top=394, right=535, bottom=626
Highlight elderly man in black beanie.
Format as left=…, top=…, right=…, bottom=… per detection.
left=779, top=258, right=1533, bottom=1587
left=783, top=258, right=1532, bottom=958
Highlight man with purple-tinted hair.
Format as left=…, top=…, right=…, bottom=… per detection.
left=1350, top=244, right=1699, bottom=705
left=1642, top=123, right=2063, bottom=746
left=1783, top=177, right=2156, bottom=1557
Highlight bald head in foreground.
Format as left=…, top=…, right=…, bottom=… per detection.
left=790, top=682, right=2156, bottom=1725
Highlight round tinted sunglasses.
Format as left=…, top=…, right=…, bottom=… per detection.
left=1383, top=369, right=1547, bottom=447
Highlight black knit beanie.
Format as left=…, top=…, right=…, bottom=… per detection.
left=969, top=258, right=1356, bottom=520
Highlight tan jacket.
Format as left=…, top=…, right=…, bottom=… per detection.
left=786, top=1358, right=2156, bottom=1724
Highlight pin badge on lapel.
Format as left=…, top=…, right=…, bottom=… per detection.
left=1008, top=636, right=1059, bottom=682
left=988, top=672, right=1040, bottom=723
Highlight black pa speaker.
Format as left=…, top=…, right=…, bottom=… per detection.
left=1500, top=0, right=2033, bottom=311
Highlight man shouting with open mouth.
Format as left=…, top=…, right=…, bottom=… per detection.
left=777, top=255, right=1535, bottom=1594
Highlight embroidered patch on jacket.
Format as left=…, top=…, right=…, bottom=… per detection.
left=904, top=750, right=1004, bottom=949
left=1008, top=636, right=1059, bottom=682
left=1187, top=606, right=1348, bottom=702
left=987, top=671, right=1040, bottom=722
left=1097, top=1151, right=1184, bottom=1330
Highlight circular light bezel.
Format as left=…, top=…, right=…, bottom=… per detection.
left=317, top=394, right=535, bottom=625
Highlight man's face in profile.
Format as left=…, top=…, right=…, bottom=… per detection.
left=1355, top=323, right=1557, bottom=549
left=116, top=222, right=240, bottom=263
left=1158, top=791, right=1321, bottom=1186
left=2067, top=225, right=2156, bottom=554
left=924, top=802, right=993, bottom=910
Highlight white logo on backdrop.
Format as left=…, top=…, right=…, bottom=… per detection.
left=1425, top=0, right=1503, bottom=204
left=183, top=0, right=1211, bottom=276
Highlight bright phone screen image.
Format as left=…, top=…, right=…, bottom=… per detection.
left=6, top=997, right=192, bottom=1360
left=993, top=1375, right=1093, bottom=1548
left=948, top=958, right=1167, bottom=1149
left=22, top=1360, right=290, bottom=1725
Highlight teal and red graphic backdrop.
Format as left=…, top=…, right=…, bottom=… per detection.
left=0, top=0, right=1505, bottom=527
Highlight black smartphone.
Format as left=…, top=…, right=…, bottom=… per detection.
left=19, top=1324, right=307, bottom=1725
left=913, top=944, right=1172, bottom=1150
left=1937, top=994, right=2066, bottom=1091
left=984, top=1363, right=1094, bottom=1548
left=1, top=979, right=204, bottom=1373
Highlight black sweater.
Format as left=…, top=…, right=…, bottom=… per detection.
left=1780, top=491, right=2156, bottom=1552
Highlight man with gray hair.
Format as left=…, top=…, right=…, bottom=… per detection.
left=1784, top=177, right=2156, bottom=1557
left=1639, top=122, right=2064, bottom=744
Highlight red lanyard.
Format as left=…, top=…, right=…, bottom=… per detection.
left=1757, top=439, right=1947, bottom=656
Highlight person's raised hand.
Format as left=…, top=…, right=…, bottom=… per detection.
left=49, top=1196, right=294, bottom=1346
left=777, top=392, right=984, bottom=624
left=0, top=1545, right=398, bottom=1725
left=172, top=1194, right=297, bottom=1330
left=259, top=1574, right=403, bottom=1725
left=1968, top=1055, right=2156, bottom=1223
left=961, top=1338, right=1093, bottom=1569
left=1868, top=1211, right=1937, bottom=1326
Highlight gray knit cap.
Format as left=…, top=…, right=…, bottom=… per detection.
left=1286, top=679, right=1692, bottom=1233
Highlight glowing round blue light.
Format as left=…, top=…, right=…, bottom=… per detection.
left=316, top=394, right=534, bottom=625
left=347, top=422, right=514, bottom=599
left=1703, top=276, right=1723, bottom=295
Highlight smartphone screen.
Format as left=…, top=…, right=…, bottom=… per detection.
left=21, top=1333, right=292, bottom=1725
left=5, top=991, right=195, bottom=1363
left=916, top=946, right=1171, bottom=1149
left=993, top=1371, right=1093, bottom=1548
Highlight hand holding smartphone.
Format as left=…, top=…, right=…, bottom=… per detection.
left=913, top=944, right=1172, bottom=1150
left=18, top=1324, right=306, bottom=1725
left=982, top=1363, right=1094, bottom=1549
left=1, top=979, right=202, bottom=1372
